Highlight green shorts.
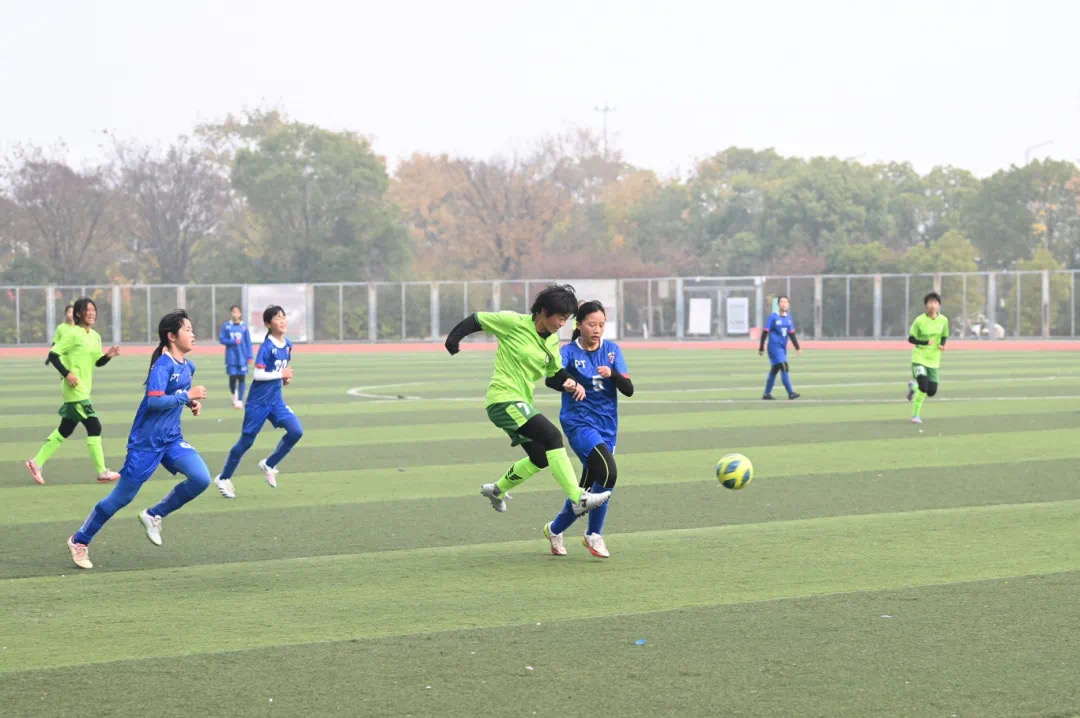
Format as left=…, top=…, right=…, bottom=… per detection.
left=911, top=364, right=940, bottom=383
left=59, top=400, right=96, bottom=422
left=486, top=401, right=541, bottom=446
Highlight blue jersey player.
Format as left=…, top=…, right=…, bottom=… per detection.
left=219, top=304, right=253, bottom=409
left=758, top=295, right=802, bottom=400
left=66, top=309, right=212, bottom=569
left=214, top=305, right=304, bottom=499
left=544, top=301, right=634, bottom=559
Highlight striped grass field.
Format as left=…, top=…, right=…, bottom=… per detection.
left=1, top=346, right=1078, bottom=717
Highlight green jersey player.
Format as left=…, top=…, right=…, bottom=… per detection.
left=906, top=292, right=949, bottom=424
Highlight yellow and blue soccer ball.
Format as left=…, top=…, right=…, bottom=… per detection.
left=716, top=453, right=753, bottom=489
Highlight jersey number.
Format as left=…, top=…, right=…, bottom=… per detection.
left=273, top=359, right=289, bottom=372
left=592, top=376, right=604, bottom=392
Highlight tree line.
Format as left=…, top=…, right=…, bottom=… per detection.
left=2, top=108, right=1078, bottom=287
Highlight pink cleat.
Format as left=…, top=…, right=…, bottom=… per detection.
left=26, top=459, right=45, bottom=485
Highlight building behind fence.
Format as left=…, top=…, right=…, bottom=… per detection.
left=2, top=271, right=1078, bottom=345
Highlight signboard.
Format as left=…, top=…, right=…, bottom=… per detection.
left=687, top=297, right=712, bottom=335
left=557, top=279, right=619, bottom=340
left=245, top=284, right=310, bottom=343
left=726, top=296, right=750, bottom=335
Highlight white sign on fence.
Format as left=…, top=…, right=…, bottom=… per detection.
left=245, top=284, right=310, bottom=343
left=687, top=297, right=712, bottom=335
left=726, top=296, right=750, bottom=334
left=557, top=279, right=619, bottom=340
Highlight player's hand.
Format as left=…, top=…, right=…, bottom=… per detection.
left=105, top=346, right=120, bottom=358
left=188, top=400, right=202, bottom=416
left=65, top=373, right=79, bottom=387
left=758, top=350, right=764, bottom=356
left=188, top=385, right=208, bottom=401
left=564, top=380, right=586, bottom=401
left=282, top=366, right=294, bottom=381
left=939, top=345, right=945, bottom=353
left=597, top=365, right=612, bottom=378
left=445, top=340, right=460, bottom=356
left=796, top=349, right=802, bottom=357
left=235, top=337, right=242, bottom=344
left=283, top=377, right=292, bottom=386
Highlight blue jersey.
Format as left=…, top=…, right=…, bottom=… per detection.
left=559, top=339, right=628, bottom=442
left=248, top=335, right=292, bottom=407
left=128, top=352, right=194, bottom=452
left=764, top=312, right=796, bottom=354
left=219, top=320, right=253, bottom=369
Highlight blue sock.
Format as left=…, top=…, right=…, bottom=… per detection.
left=586, top=482, right=611, bottom=535
left=220, top=432, right=256, bottom=480
left=781, top=371, right=794, bottom=395
left=237, top=378, right=246, bottom=402
left=265, top=415, right=303, bottom=468
left=148, top=452, right=212, bottom=518
left=549, top=497, right=579, bottom=535
left=764, top=371, right=777, bottom=396
left=73, top=474, right=143, bottom=545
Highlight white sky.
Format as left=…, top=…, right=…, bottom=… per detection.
left=2, top=0, right=1078, bottom=178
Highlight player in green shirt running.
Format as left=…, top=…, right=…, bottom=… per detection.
left=906, top=291, right=949, bottom=424
left=445, top=285, right=612, bottom=516
left=26, top=297, right=122, bottom=484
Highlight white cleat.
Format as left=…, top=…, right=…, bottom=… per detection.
left=571, top=489, right=612, bottom=517
left=96, top=469, right=120, bottom=483
left=911, top=416, right=923, bottom=424
left=258, top=459, right=279, bottom=488
left=906, top=381, right=916, bottom=402
left=138, top=510, right=163, bottom=546
left=26, top=459, right=45, bottom=485
left=67, top=535, right=93, bottom=569
left=214, top=475, right=236, bottom=499
left=480, top=483, right=510, bottom=512
left=583, top=532, right=610, bottom=559
left=544, top=522, right=566, bottom=556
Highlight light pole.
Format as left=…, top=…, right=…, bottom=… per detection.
left=594, top=105, right=615, bottom=159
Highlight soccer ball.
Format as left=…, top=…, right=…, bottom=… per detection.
left=716, top=453, right=753, bottom=490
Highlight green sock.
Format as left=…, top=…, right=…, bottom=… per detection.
left=912, top=390, right=926, bottom=417
left=495, top=457, right=542, bottom=495
left=546, top=448, right=582, bottom=502
left=86, top=436, right=106, bottom=474
left=33, top=430, right=65, bottom=467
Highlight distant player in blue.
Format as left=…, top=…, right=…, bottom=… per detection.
left=219, top=304, right=253, bottom=409
left=758, top=295, right=802, bottom=400
left=214, top=305, right=303, bottom=499
left=544, top=301, right=634, bottom=559
left=65, top=309, right=212, bottom=569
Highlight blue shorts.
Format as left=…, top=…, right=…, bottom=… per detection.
left=119, top=438, right=204, bottom=485
left=767, top=350, right=788, bottom=366
left=242, top=401, right=297, bottom=436
left=564, top=425, right=616, bottom=465
left=226, top=364, right=249, bottom=377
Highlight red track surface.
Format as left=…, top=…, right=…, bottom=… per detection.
left=2, top=339, right=1077, bottom=358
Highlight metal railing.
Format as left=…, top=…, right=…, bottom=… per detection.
left=2, top=271, right=1077, bottom=345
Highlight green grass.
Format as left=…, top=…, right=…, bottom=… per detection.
left=1, top=347, right=1078, bottom=717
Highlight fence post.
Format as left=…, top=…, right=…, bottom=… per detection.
left=45, top=286, right=56, bottom=335
left=933, top=273, right=942, bottom=294
left=675, top=278, right=685, bottom=339
left=754, top=279, right=764, bottom=333
left=146, top=288, right=152, bottom=343
left=14, top=288, right=20, bottom=344
left=111, top=286, right=122, bottom=345
left=813, top=275, right=823, bottom=339
left=961, top=274, right=967, bottom=326
left=176, top=285, right=186, bottom=309
left=845, top=276, right=851, bottom=337
left=1015, top=276, right=1021, bottom=337
left=430, top=283, right=440, bottom=339
left=491, top=281, right=501, bottom=311
left=1041, top=270, right=1050, bottom=338
left=367, top=284, right=377, bottom=342
left=338, top=284, right=344, bottom=341
left=306, top=284, right=315, bottom=343
left=1072, top=272, right=1076, bottom=337
left=986, top=274, right=997, bottom=340
left=401, top=283, right=407, bottom=341
left=873, top=275, right=882, bottom=338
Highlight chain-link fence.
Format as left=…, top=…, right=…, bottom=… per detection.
left=2, top=271, right=1077, bottom=345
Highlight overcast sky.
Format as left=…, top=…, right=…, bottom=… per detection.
left=2, top=0, right=1077, bottom=178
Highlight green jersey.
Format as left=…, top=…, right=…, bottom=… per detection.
left=476, top=311, right=562, bottom=406
left=52, top=326, right=103, bottom=403
left=909, top=313, right=949, bottom=369
left=51, top=322, right=75, bottom=346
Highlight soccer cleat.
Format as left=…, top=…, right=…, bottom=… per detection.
left=911, top=416, right=923, bottom=424
left=906, top=381, right=916, bottom=401
left=762, top=394, right=775, bottom=400
left=67, top=536, right=93, bottom=569
left=544, top=522, right=566, bottom=556
left=96, top=469, right=120, bottom=482
left=138, top=510, right=163, bottom=546
left=480, top=483, right=510, bottom=512
left=571, top=490, right=612, bottom=517
left=214, top=475, right=236, bottom=499
left=583, top=532, right=610, bottom=559
left=258, top=459, right=279, bottom=488
left=26, top=459, right=45, bottom=485
left=788, top=392, right=800, bottom=400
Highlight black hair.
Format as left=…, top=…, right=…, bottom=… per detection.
left=263, top=305, right=285, bottom=326
left=924, top=291, right=942, bottom=305
left=72, top=297, right=96, bottom=327
left=64, top=304, right=74, bottom=312
left=530, top=284, right=577, bottom=318
left=146, top=309, right=190, bottom=384
left=777, top=295, right=789, bottom=303
left=575, top=300, right=606, bottom=324
left=229, top=304, right=241, bottom=312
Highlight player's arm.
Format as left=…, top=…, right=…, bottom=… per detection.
left=145, top=363, right=190, bottom=410
left=46, top=351, right=71, bottom=378
left=610, top=345, right=634, bottom=396
left=444, top=314, right=483, bottom=355
left=908, top=318, right=928, bottom=346
left=939, top=319, right=949, bottom=351
left=788, top=330, right=800, bottom=352
left=758, top=328, right=769, bottom=353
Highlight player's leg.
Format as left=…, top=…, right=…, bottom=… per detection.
left=259, top=405, right=303, bottom=486
left=763, top=364, right=780, bottom=399
left=141, top=441, right=213, bottom=545
left=512, top=414, right=611, bottom=514
left=236, top=376, right=247, bottom=404
left=229, top=374, right=238, bottom=399
left=68, top=450, right=158, bottom=567
left=548, top=429, right=600, bottom=543
left=81, top=415, right=119, bottom=482
left=911, top=364, right=929, bottom=422
left=585, top=443, right=617, bottom=539
left=27, top=415, right=78, bottom=484
left=779, top=361, right=798, bottom=399
left=218, top=405, right=270, bottom=481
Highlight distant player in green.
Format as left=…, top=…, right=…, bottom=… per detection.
left=906, top=292, right=948, bottom=424
left=444, top=284, right=612, bottom=516
left=26, top=298, right=122, bottom=484
left=44, top=304, right=75, bottom=365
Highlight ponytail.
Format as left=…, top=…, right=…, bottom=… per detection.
left=145, top=309, right=190, bottom=384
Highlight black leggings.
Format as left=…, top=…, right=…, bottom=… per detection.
left=517, top=414, right=565, bottom=469
left=58, top=416, right=102, bottom=438
left=915, top=375, right=939, bottom=397
left=579, top=443, right=618, bottom=490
